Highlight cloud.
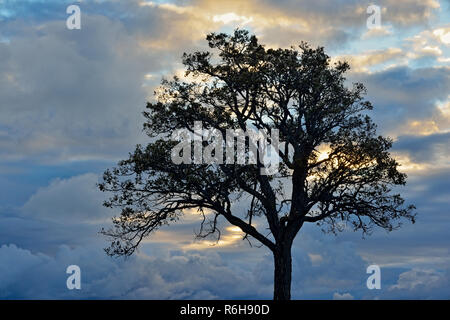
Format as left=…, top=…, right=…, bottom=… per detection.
left=0, top=4, right=210, bottom=164
left=334, top=167, right=450, bottom=275
left=0, top=171, right=378, bottom=299
left=0, top=1, right=446, bottom=164
left=333, top=292, right=354, bottom=300
left=385, top=268, right=450, bottom=299
left=380, top=0, right=441, bottom=27
left=350, top=66, right=450, bottom=136
left=0, top=233, right=368, bottom=299
left=0, top=243, right=261, bottom=299
left=1, top=167, right=450, bottom=299
left=251, top=231, right=371, bottom=299
left=0, top=173, right=113, bottom=253
left=405, top=25, right=450, bottom=62
left=393, top=132, right=450, bottom=164
left=361, top=26, right=393, bottom=39
left=390, top=269, right=443, bottom=290
left=0, top=17, right=149, bottom=162
left=336, top=48, right=404, bottom=73
left=21, top=173, right=109, bottom=223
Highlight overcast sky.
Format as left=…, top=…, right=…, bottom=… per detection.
left=0, top=0, right=449, bottom=299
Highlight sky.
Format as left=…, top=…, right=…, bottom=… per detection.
left=0, top=0, right=449, bottom=299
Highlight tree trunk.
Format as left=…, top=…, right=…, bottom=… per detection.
left=273, top=244, right=292, bottom=300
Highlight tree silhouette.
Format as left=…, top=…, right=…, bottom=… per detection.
left=98, top=29, right=415, bottom=300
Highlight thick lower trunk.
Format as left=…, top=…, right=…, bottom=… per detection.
left=273, top=245, right=292, bottom=300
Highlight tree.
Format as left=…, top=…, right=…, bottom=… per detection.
left=98, top=29, right=415, bottom=300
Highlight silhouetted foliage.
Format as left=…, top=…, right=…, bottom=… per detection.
left=99, top=29, right=415, bottom=300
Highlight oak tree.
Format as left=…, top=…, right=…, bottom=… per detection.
left=99, top=30, right=415, bottom=300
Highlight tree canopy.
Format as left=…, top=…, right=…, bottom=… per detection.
left=98, top=29, right=415, bottom=300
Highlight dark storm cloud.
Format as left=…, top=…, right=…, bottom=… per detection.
left=0, top=15, right=161, bottom=162
left=350, top=66, right=450, bottom=135
left=394, top=132, right=450, bottom=163
left=0, top=1, right=222, bottom=163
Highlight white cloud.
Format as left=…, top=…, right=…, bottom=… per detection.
left=21, top=173, right=110, bottom=223
left=212, top=13, right=253, bottom=25
left=333, top=292, right=354, bottom=300
left=390, top=269, right=443, bottom=291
